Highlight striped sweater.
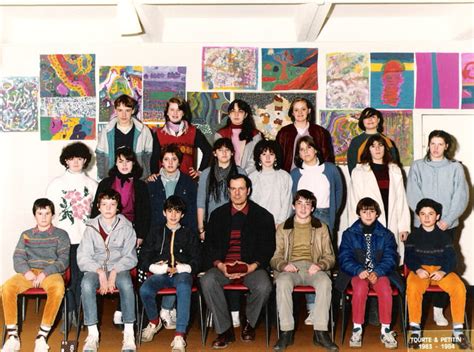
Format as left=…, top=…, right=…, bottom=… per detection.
left=13, top=226, right=70, bottom=276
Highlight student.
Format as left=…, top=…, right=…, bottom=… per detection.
left=276, top=97, right=334, bottom=171
left=347, top=107, right=399, bottom=175
left=91, top=146, right=150, bottom=326
left=336, top=197, right=403, bottom=349
left=271, top=190, right=338, bottom=352
left=96, top=94, right=153, bottom=180
left=215, top=99, right=262, bottom=174
left=150, top=96, right=212, bottom=178
left=249, top=139, right=292, bottom=228
left=139, top=196, right=201, bottom=352
left=405, top=198, right=471, bottom=350
left=407, top=130, right=469, bottom=326
left=46, top=142, right=97, bottom=325
left=78, top=189, right=138, bottom=352
left=1, top=198, right=70, bottom=352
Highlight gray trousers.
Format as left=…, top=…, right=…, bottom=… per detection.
left=275, top=261, right=332, bottom=331
left=200, top=267, right=272, bottom=334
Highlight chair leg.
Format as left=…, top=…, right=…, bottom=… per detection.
left=330, top=299, right=334, bottom=342
left=63, top=294, right=68, bottom=342
left=198, top=293, right=206, bottom=346
left=340, top=295, right=347, bottom=344
left=21, top=296, right=26, bottom=322
left=137, top=303, right=145, bottom=346
left=276, top=299, right=280, bottom=340
left=265, top=300, right=270, bottom=347
left=398, top=295, right=406, bottom=346
left=35, top=297, right=40, bottom=314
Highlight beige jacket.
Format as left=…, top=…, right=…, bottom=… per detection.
left=270, top=216, right=335, bottom=276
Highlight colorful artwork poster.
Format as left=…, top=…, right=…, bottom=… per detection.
left=202, top=47, right=258, bottom=90
left=40, top=116, right=95, bottom=141
left=461, top=53, right=474, bottom=109
left=0, top=77, right=39, bottom=132
left=99, top=66, right=143, bottom=122
left=40, top=97, right=96, bottom=118
left=40, top=54, right=95, bottom=97
left=235, top=93, right=316, bottom=140
left=380, top=110, right=413, bottom=166
left=143, top=66, right=186, bottom=124
left=370, top=53, right=414, bottom=109
left=326, top=52, right=369, bottom=109
left=320, top=110, right=362, bottom=164
left=187, top=92, right=231, bottom=143
left=415, top=53, right=459, bottom=109
left=262, top=48, right=318, bottom=91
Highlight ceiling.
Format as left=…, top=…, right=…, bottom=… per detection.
left=0, top=1, right=472, bottom=44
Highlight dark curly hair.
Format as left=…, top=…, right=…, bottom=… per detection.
left=359, top=134, right=393, bottom=165
left=59, top=142, right=92, bottom=169
left=108, top=146, right=143, bottom=179
left=253, top=139, right=283, bottom=171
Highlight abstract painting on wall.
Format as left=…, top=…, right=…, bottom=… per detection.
left=461, top=53, right=474, bottom=109
left=326, top=52, right=369, bottom=109
left=40, top=54, right=96, bottom=97
left=187, top=92, right=231, bottom=143
left=320, top=110, right=362, bottom=164
left=0, top=77, right=39, bottom=132
left=235, top=93, right=316, bottom=140
left=40, top=116, right=96, bottom=141
left=202, top=47, right=258, bottom=90
left=415, top=53, right=459, bottom=109
left=261, top=48, right=318, bottom=91
left=143, top=66, right=186, bottom=124
left=41, top=97, right=96, bottom=119
left=99, top=66, right=143, bottom=122
left=380, top=110, right=413, bottom=166
left=370, top=53, right=414, bottom=109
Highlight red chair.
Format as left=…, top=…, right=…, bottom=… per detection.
left=340, top=282, right=405, bottom=345
left=1, top=268, right=71, bottom=344
left=136, top=283, right=204, bottom=346
left=202, top=282, right=271, bottom=347
left=275, top=285, right=335, bottom=342
left=403, top=265, right=470, bottom=337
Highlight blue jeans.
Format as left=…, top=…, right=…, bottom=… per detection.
left=139, top=273, right=192, bottom=334
left=81, top=271, right=136, bottom=326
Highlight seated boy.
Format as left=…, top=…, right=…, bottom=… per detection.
left=271, top=190, right=339, bottom=352
left=405, top=198, right=471, bottom=350
left=77, top=189, right=137, bottom=352
left=138, top=195, right=200, bottom=352
left=336, top=197, right=403, bottom=349
left=1, top=198, right=70, bottom=352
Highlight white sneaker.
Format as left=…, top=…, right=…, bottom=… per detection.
left=171, top=335, right=186, bottom=352
left=113, top=310, right=124, bottom=325
left=304, top=312, right=313, bottom=325
left=231, top=311, right=240, bottom=328
left=349, top=328, right=362, bottom=348
left=380, top=329, right=398, bottom=349
left=161, top=308, right=177, bottom=330
left=1, top=336, right=20, bottom=352
left=433, top=307, right=449, bottom=326
left=122, top=332, right=136, bottom=351
left=34, top=337, right=49, bottom=352
left=83, top=335, right=99, bottom=352
left=141, top=321, right=162, bottom=343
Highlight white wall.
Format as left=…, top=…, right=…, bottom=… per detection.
left=1, top=32, right=473, bottom=282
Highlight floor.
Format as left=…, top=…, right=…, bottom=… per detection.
left=0, top=292, right=471, bottom=351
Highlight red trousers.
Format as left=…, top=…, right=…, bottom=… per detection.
left=351, top=276, right=393, bottom=325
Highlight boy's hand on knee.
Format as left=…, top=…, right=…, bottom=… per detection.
left=107, top=270, right=117, bottom=293
left=308, top=264, right=321, bottom=276
left=358, top=270, right=369, bottom=280
left=368, top=272, right=378, bottom=284
left=34, top=272, right=46, bottom=287
left=430, top=271, right=446, bottom=281
left=24, top=270, right=36, bottom=282
left=283, top=263, right=298, bottom=273
left=97, top=269, right=108, bottom=295
left=416, top=268, right=430, bottom=279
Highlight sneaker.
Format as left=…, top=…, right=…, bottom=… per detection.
left=171, top=335, right=186, bottom=352
left=161, top=309, right=177, bottom=330
left=433, top=307, right=449, bottom=326
left=1, top=336, right=20, bottom=352
left=83, top=335, right=99, bottom=352
left=380, top=329, right=397, bottom=349
left=141, top=321, right=162, bottom=343
left=349, top=328, right=362, bottom=348
left=122, top=332, right=136, bottom=351
left=114, top=310, right=124, bottom=325
left=231, top=311, right=240, bottom=328
left=408, top=327, right=422, bottom=349
left=34, top=337, right=49, bottom=352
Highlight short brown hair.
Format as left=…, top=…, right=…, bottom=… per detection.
left=161, top=143, right=183, bottom=163
left=97, top=189, right=122, bottom=213
left=356, top=197, right=381, bottom=216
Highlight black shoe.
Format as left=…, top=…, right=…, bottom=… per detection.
left=273, top=330, right=294, bottom=351
left=241, top=321, right=256, bottom=342
left=212, top=327, right=235, bottom=349
left=408, top=329, right=422, bottom=350
left=454, top=333, right=472, bottom=350
left=313, top=330, right=339, bottom=351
